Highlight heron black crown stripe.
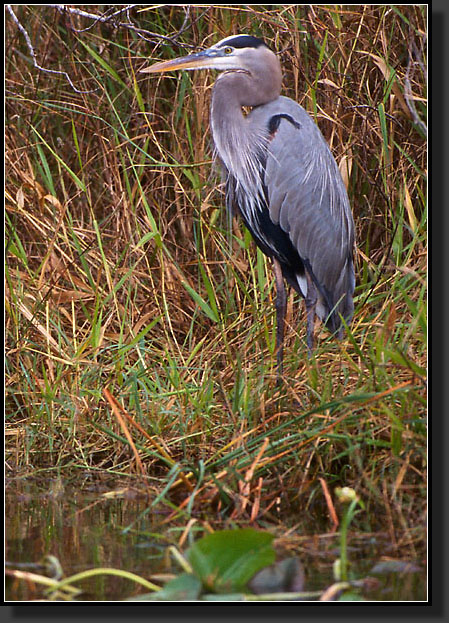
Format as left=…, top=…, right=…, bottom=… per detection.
left=216, top=35, right=268, bottom=50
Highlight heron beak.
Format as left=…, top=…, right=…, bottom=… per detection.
left=140, top=49, right=218, bottom=74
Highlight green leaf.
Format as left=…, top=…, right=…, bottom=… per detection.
left=186, top=528, right=276, bottom=594
left=30, top=126, right=86, bottom=192
left=78, top=39, right=128, bottom=90
left=338, top=591, right=367, bottom=601
left=135, top=232, right=158, bottom=248
left=134, top=573, right=202, bottom=601
left=202, top=593, right=245, bottom=601
left=181, top=280, right=219, bottom=323
left=198, top=262, right=220, bottom=322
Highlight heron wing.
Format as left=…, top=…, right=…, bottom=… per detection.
left=249, top=97, right=355, bottom=324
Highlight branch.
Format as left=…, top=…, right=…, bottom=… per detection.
left=6, top=4, right=96, bottom=93
left=47, top=4, right=197, bottom=47
left=6, top=5, right=204, bottom=93
left=404, top=35, right=427, bottom=137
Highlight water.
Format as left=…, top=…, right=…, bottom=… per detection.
left=6, top=474, right=168, bottom=601
left=5, top=475, right=427, bottom=602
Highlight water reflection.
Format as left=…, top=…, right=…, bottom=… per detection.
left=6, top=475, right=165, bottom=601
left=5, top=475, right=427, bottom=602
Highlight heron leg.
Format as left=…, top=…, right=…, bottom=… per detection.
left=273, top=258, right=286, bottom=379
left=304, top=271, right=317, bottom=356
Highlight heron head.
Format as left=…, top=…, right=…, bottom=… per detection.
left=140, top=34, right=281, bottom=83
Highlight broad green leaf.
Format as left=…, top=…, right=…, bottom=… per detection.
left=202, top=593, right=245, bottom=601
left=186, top=528, right=276, bottom=594
left=338, top=592, right=367, bottom=601
left=134, top=573, right=202, bottom=601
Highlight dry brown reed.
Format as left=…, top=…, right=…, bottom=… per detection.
left=6, top=5, right=426, bottom=559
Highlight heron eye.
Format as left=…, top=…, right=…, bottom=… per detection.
left=223, top=46, right=233, bottom=55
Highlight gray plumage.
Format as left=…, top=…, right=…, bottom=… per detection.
left=142, top=34, right=355, bottom=372
left=242, top=96, right=355, bottom=330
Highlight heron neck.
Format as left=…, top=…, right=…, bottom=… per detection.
left=210, top=73, right=279, bottom=186
left=210, top=74, right=250, bottom=147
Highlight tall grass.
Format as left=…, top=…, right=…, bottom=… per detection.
left=6, top=5, right=426, bottom=556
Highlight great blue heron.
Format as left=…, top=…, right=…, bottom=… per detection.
left=141, top=34, right=355, bottom=374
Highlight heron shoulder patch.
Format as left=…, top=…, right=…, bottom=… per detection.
left=267, top=114, right=301, bottom=138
